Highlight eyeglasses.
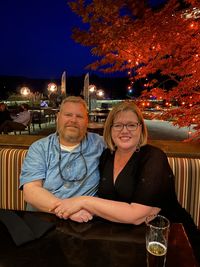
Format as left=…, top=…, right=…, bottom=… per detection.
left=58, top=141, right=88, bottom=183
left=112, top=122, right=141, bottom=132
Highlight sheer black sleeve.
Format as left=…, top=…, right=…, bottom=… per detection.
left=132, top=145, right=176, bottom=208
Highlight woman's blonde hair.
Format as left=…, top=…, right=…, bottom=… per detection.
left=103, top=101, right=148, bottom=151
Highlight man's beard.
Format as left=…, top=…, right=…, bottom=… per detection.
left=58, top=125, right=85, bottom=143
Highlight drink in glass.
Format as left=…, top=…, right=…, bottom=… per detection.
left=146, top=215, right=170, bottom=267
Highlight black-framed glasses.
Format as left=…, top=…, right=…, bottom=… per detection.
left=112, top=122, right=141, bottom=132
left=58, top=141, right=88, bottom=182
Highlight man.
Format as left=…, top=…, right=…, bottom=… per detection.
left=0, top=103, right=30, bottom=134
left=19, top=96, right=105, bottom=220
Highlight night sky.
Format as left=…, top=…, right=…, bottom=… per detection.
left=0, top=0, right=166, bottom=79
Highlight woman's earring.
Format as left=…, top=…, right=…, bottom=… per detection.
left=136, top=144, right=140, bottom=152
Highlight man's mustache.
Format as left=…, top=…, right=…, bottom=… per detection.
left=64, top=123, right=79, bottom=128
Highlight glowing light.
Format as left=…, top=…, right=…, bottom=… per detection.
left=20, top=87, right=30, bottom=96
left=89, top=85, right=96, bottom=93
left=190, top=23, right=195, bottom=28
left=97, top=89, right=104, bottom=97
left=48, top=83, right=57, bottom=93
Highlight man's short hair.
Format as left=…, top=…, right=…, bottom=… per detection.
left=60, top=96, right=88, bottom=112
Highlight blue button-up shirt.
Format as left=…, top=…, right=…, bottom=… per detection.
left=20, top=132, right=105, bottom=198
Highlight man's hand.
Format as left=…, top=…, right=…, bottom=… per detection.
left=53, top=197, right=84, bottom=219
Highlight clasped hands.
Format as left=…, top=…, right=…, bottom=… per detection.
left=52, top=196, right=92, bottom=223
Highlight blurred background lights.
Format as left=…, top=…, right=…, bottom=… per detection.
left=20, top=87, right=31, bottom=96
left=47, top=83, right=57, bottom=93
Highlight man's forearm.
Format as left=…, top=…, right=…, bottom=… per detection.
left=24, top=186, right=61, bottom=213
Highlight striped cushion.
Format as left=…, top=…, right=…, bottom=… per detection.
left=168, top=157, right=200, bottom=229
left=0, top=148, right=27, bottom=210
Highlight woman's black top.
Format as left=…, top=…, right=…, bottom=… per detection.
left=98, top=145, right=197, bottom=236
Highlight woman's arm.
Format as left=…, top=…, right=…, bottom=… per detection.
left=54, top=196, right=160, bottom=225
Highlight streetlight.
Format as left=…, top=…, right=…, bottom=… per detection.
left=47, top=83, right=58, bottom=107
left=97, top=89, right=104, bottom=98
left=47, top=83, right=57, bottom=94
left=20, top=87, right=31, bottom=97
left=88, top=84, right=97, bottom=112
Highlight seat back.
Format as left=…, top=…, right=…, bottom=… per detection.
left=0, top=148, right=27, bottom=210
left=168, top=157, right=200, bottom=229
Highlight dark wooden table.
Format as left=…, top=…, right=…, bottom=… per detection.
left=0, top=211, right=199, bottom=267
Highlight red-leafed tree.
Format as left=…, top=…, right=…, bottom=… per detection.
left=69, top=0, right=200, bottom=141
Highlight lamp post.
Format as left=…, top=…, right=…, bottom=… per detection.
left=47, top=83, right=57, bottom=107
left=88, top=85, right=97, bottom=112
left=47, top=83, right=57, bottom=94
left=20, top=87, right=31, bottom=97
left=96, top=89, right=104, bottom=98
left=20, top=87, right=32, bottom=105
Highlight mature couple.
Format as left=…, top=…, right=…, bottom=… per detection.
left=20, top=96, right=199, bottom=248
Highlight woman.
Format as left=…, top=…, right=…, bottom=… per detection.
left=54, top=101, right=199, bottom=254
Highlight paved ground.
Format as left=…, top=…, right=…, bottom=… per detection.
left=145, top=119, right=193, bottom=141
left=31, top=119, right=195, bottom=141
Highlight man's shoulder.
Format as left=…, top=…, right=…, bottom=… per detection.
left=83, top=132, right=105, bottom=153
left=29, top=133, right=57, bottom=150
left=86, top=132, right=104, bottom=144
